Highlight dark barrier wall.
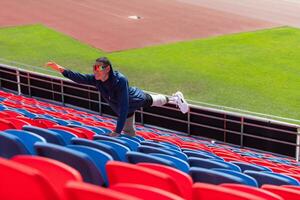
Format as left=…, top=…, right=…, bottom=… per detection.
left=0, top=64, right=299, bottom=158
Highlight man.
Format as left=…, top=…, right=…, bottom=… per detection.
left=46, top=57, right=189, bottom=137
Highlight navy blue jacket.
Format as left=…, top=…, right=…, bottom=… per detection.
left=62, top=67, right=147, bottom=133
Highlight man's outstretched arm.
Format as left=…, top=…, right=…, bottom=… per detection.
left=45, top=61, right=96, bottom=85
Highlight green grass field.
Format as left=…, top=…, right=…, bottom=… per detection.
left=0, top=24, right=299, bottom=122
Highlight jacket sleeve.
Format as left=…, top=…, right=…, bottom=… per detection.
left=62, top=69, right=96, bottom=86
left=115, top=78, right=129, bottom=134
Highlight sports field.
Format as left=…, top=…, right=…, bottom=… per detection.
left=0, top=24, right=299, bottom=121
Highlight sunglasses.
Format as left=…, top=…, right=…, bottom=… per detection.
left=93, top=64, right=107, bottom=71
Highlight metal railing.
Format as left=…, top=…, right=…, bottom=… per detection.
left=0, top=63, right=299, bottom=161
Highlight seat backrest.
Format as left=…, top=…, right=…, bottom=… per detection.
left=117, top=137, right=140, bottom=151
left=138, top=163, right=193, bottom=200
left=126, top=151, right=175, bottom=168
left=230, top=161, right=272, bottom=172
left=261, top=184, right=300, bottom=200
left=5, top=129, right=46, bottom=154
left=65, top=181, right=141, bottom=200
left=35, top=142, right=104, bottom=186
left=52, top=125, right=87, bottom=139
left=49, top=128, right=77, bottom=144
left=67, top=145, right=113, bottom=186
left=23, top=125, right=66, bottom=145
left=106, top=161, right=181, bottom=197
left=4, top=118, right=31, bottom=129
left=188, top=157, right=241, bottom=172
left=183, top=150, right=223, bottom=160
left=96, top=140, right=130, bottom=161
left=0, top=118, right=16, bottom=130
left=221, top=183, right=283, bottom=200
left=111, top=183, right=184, bottom=200
left=0, top=131, right=30, bottom=158
left=94, top=135, right=131, bottom=148
left=71, top=138, right=121, bottom=160
left=12, top=155, right=83, bottom=198
left=150, top=153, right=190, bottom=173
left=244, top=170, right=300, bottom=187
left=193, top=183, right=266, bottom=200
left=0, top=157, right=60, bottom=200
left=213, top=168, right=258, bottom=187
left=189, top=167, right=248, bottom=185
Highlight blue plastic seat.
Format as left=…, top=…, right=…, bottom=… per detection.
left=93, top=135, right=132, bottom=150
left=71, top=138, right=121, bottom=161
left=188, top=157, right=241, bottom=172
left=126, top=151, right=176, bottom=168
left=190, top=167, right=248, bottom=185
left=74, top=124, right=109, bottom=135
left=67, top=145, right=113, bottom=186
left=67, top=120, right=82, bottom=126
left=120, top=134, right=142, bottom=143
left=150, top=153, right=190, bottom=173
left=140, top=141, right=175, bottom=151
left=23, top=126, right=66, bottom=145
left=230, top=161, right=272, bottom=172
left=5, top=129, right=46, bottom=155
left=0, top=131, right=30, bottom=158
left=117, top=137, right=140, bottom=151
left=213, top=168, right=258, bottom=187
left=244, top=170, right=300, bottom=187
left=158, top=141, right=181, bottom=151
left=138, top=145, right=188, bottom=161
left=96, top=140, right=130, bottom=162
left=184, top=150, right=223, bottom=160
left=49, top=128, right=78, bottom=145
left=34, top=142, right=104, bottom=186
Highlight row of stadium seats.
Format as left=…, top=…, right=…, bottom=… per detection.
left=0, top=89, right=300, bottom=199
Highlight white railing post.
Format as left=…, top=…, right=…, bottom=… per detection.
left=296, top=128, right=300, bottom=162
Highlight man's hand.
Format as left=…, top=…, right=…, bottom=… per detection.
left=45, top=61, right=65, bottom=73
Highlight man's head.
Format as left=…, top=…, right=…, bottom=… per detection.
left=93, top=57, right=111, bottom=81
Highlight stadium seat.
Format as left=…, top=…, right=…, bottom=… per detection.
left=126, top=151, right=176, bottom=168
left=117, top=136, right=140, bottom=151
left=230, top=161, right=272, bottom=172
left=244, top=170, right=300, bottom=187
left=12, top=155, right=83, bottom=199
left=221, top=183, right=284, bottom=200
left=0, top=131, right=31, bottom=158
left=4, top=118, right=31, bottom=129
left=189, top=167, right=249, bottom=185
left=52, top=125, right=88, bottom=139
left=96, top=140, right=130, bottom=161
left=0, top=118, right=16, bottom=130
left=94, top=135, right=131, bottom=148
left=213, top=168, right=258, bottom=187
left=139, top=145, right=188, bottom=161
left=67, top=145, right=113, bottom=186
left=138, top=163, right=193, bottom=200
left=111, top=183, right=184, bottom=200
left=140, top=141, right=177, bottom=151
left=150, top=153, right=190, bottom=173
left=65, top=181, right=141, bottom=200
left=35, top=142, right=105, bottom=186
left=5, top=129, right=46, bottom=154
left=261, top=184, right=300, bottom=200
left=71, top=138, right=121, bottom=160
left=188, top=157, right=241, bottom=172
left=193, top=183, right=266, bottom=200
left=23, top=125, right=66, bottom=145
left=183, top=150, right=224, bottom=160
left=106, top=161, right=182, bottom=196
left=0, top=157, right=60, bottom=200
left=49, top=128, right=78, bottom=144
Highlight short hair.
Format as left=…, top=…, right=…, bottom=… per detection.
left=95, top=57, right=111, bottom=67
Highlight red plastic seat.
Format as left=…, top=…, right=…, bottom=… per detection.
left=221, top=183, right=283, bottom=200
left=13, top=155, right=83, bottom=199
left=34, top=118, right=57, bottom=128
left=52, top=125, right=88, bottom=139
left=65, top=181, right=141, bottom=200
left=262, top=184, right=300, bottom=200
left=137, top=162, right=193, bottom=200
left=4, top=118, right=31, bottom=129
left=0, top=118, right=16, bottom=130
left=0, top=157, right=60, bottom=200
left=111, top=183, right=184, bottom=200
left=193, top=183, right=266, bottom=200
left=106, top=161, right=181, bottom=196
left=72, top=127, right=95, bottom=140
left=1, top=110, right=23, bottom=118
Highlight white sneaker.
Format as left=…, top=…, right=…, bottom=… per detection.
left=172, top=91, right=189, bottom=114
